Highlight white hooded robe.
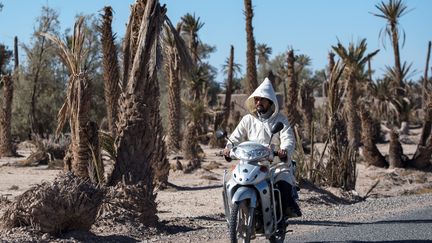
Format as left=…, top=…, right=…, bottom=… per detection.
left=227, top=77, right=297, bottom=186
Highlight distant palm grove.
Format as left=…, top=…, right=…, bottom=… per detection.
left=0, top=0, right=431, bottom=235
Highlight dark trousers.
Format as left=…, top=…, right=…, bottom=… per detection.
left=274, top=180, right=296, bottom=215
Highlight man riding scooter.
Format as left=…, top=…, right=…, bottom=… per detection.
left=223, top=77, right=302, bottom=220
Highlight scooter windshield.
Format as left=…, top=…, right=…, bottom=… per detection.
left=233, top=141, right=271, bottom=161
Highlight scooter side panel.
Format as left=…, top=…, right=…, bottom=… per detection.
left=255, top=180, right=274, bottom=236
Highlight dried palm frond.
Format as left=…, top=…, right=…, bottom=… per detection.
left=99, top=6, right=121, bottom=135
left=38, top=16, right=89, bottom=137
left=87, top=121, right=104, bottom=185
left=99, top=130, right=116, bottom=162
left=1, top=173, right=104, bottom=234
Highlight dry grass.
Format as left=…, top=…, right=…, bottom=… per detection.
left=412, top=187, right=432, bottom=195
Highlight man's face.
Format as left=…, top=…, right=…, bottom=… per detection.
left=254, top=97, right=271, bottom=113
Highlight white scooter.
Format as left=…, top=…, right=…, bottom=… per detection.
left=216, top=122, right=298, bottom=243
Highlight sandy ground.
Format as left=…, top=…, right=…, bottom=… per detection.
left=0, top=129, right=431, bottom=242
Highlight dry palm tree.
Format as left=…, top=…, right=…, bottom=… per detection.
left=223, top=45, right=235, bottom=128
left=179, top=13, right=211, bottom=153
left=285, top=49, right=301, bottom=126
left=180, top=13, right=203, bottom=65
left=164, top=26, right=183, bottom=152
left=106, top=0, right=180, bottom=225
left=332, top=39, right=379, bottom=150
left=368, top=78, right=400, bottom=125
left=256, top=43, right=272, bottom=80
left=409, top=94, right=432, bottom=169
left=322, top=52, right=336, bottom=97
left=0, top=74, right=14, bottom=157
left=373, top=0, right=410, bottom=95
left=324, top=60, right=357, bottom=190
left=299, top=79, right=318, bottom=143
left=0, top=40, right=15, bottom=157
left=99, top=6, right=121, bottom=136
left=422, top=41, right=431, bottom=110
left=295, top=54, right=311, bottom=76
left=383, top=61, right=414, bottom=132
left=244, top=0, right=258, bottom=94
left=182, top=100, right=205, bottom=161
left=163, top=23, right=192, bottom=153
left=208, top=45, right=237, bottom=149
left=39, top=17, right=103, bottom=183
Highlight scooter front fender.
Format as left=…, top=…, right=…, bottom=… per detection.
left=231, top=187, right=257, bottom=208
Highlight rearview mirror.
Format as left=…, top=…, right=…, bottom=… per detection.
left=270, top=122, right=284, bottom=134
left=215, top=130, right=226, bottom=139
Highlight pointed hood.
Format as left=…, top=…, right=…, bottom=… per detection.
left=245, top=77, right=279, bottom=118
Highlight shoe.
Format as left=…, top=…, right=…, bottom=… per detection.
left=285, top=201, right=302, bottom=218
left=293, top=200, right=302, bottom=217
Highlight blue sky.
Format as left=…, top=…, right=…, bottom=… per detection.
left=0, top=0, right=431, bottom=83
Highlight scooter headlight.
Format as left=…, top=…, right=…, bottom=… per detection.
left=233, top=143, right=270, bottom=161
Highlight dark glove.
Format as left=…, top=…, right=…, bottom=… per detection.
left=223, top=148, right=232, bottom=162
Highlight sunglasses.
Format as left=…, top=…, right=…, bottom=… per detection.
left=254, top=97, right=268, bottom=102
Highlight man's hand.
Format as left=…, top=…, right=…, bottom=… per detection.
left=223, top=148, right=231, bottom=157
left=223, top=148, right=232, bottom=162
left=277, top=149, right=287, bottom=159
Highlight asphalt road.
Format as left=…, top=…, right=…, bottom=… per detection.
left=287, top=205, right=432, bottom=242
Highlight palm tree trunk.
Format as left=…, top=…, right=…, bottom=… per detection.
left=360, top=106, right=387, bottom=167
left=388, top=129, right=405, bottom=168
left=0, top=75, right=14, bottom=157
left=345, top=72, right=361, bottom=150
left=14, top=36, right=19, bottom=71
left=422, top=41, right=431, bottom=110
left=244, top=0, right=258, bottom=94
left=166, top=45, right=182, bottom=152
left=223, top=45, right=234, bottom=127
left=182, top=121, right=200, bottom=160
left=100, top=6, right=121, bottom=136
left=299, top=83, right=314, bottom=142
left=391, top=23, right=405, bottom=96
left=285, top=49, right=300, bottom=126
left=69, top=74, right=92, bottom=179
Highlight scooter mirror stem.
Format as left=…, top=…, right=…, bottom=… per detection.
left=226, top=136, right=234, bottom=145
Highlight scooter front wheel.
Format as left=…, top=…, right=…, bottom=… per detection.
left=229, top=200, right=254, bottom=243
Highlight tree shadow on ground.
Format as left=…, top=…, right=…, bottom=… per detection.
left=194, top=214, right=226, bottom=222
left=165, top=181, right=222, bottom=191
left=290, top=218, right=432, bottom=227
left=158, top=220, right=203, bottom=234
left=61, top=230, right=138, bottom=243
left=299, top=179, right=359, bottom=206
